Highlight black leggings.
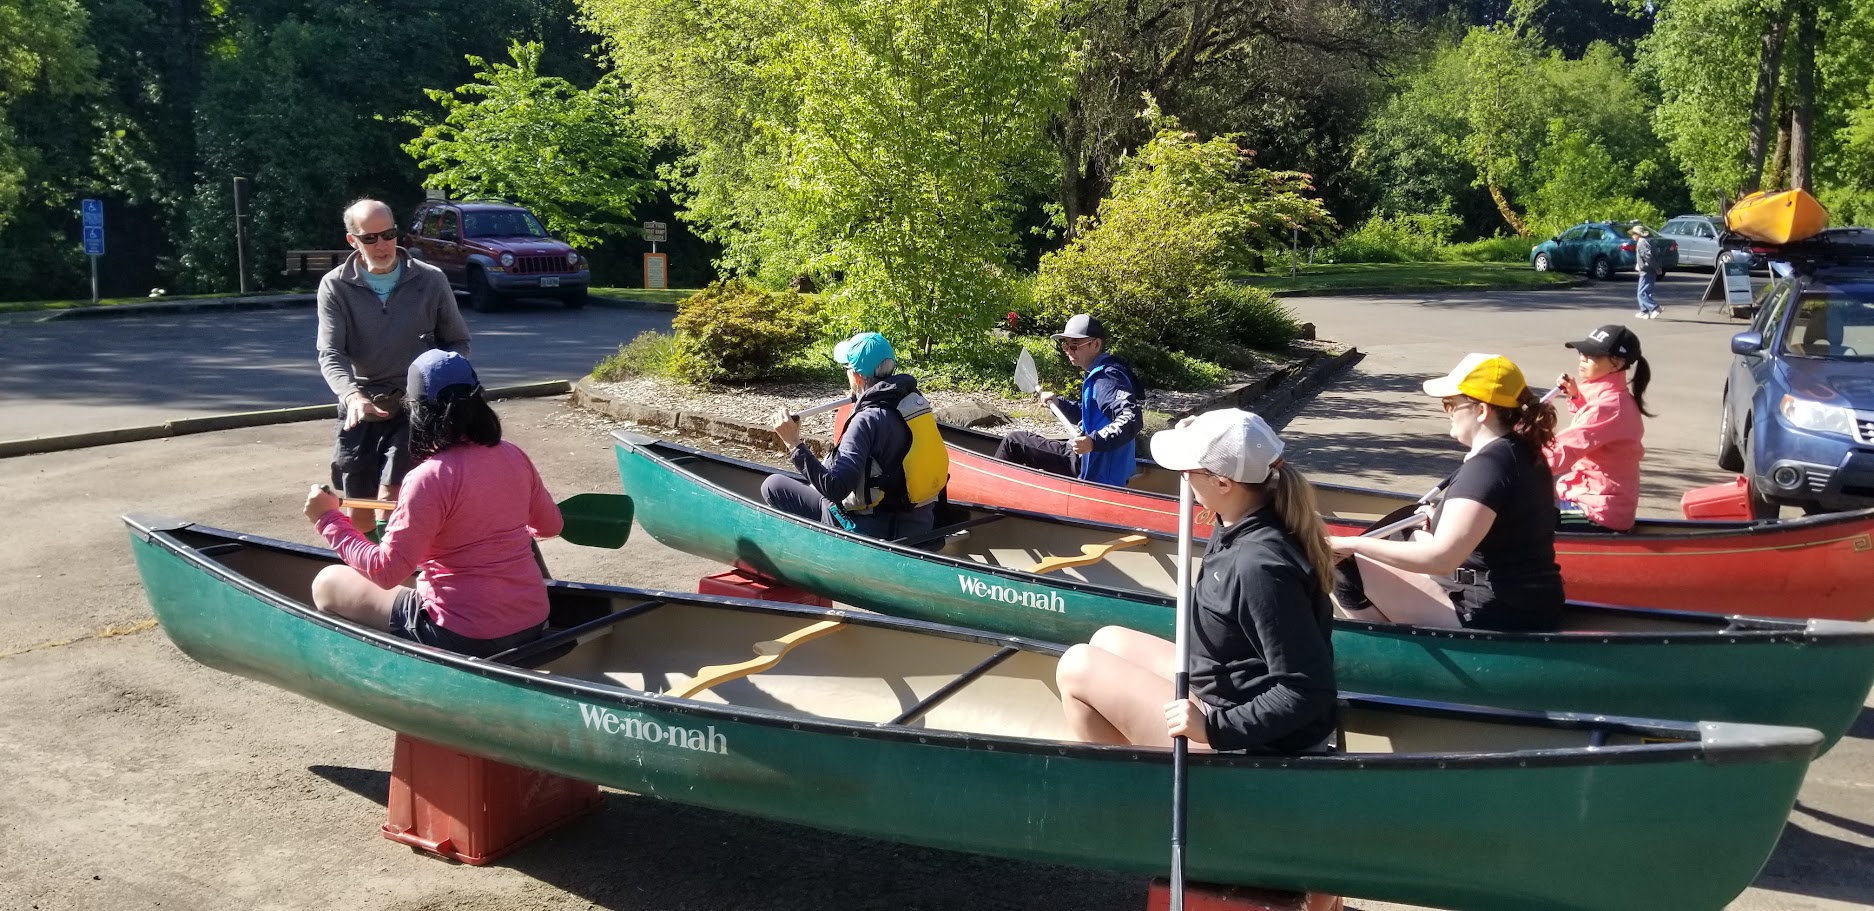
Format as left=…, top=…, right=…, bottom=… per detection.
left=993, top=431, right=1076, bottom=477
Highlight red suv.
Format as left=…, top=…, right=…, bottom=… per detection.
left=404, top=199, right=590, bottom=311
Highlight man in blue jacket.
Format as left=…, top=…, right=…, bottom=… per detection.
left=994, top=314, right=1143, bottom=487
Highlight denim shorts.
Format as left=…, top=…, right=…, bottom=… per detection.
left=389, top=588, right=545, bottom=659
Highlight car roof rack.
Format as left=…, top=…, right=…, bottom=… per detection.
left=1720, top=227, right=1874, bottom=272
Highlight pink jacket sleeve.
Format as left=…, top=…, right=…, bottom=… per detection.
left=1544, top=390, right=1626, bottom=476
left=314, top=471, right=445, bottom=588
left=523, top=450, right=563, bottom=539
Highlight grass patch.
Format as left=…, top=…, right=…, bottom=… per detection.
left=1236, top=262, right=1576, bottom=295
left=0, top=291, right=265, bottom=314
left=589, top=287, right=705, bottom=306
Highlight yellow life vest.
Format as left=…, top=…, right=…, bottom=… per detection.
left=837, top=385, right=950, bottom=513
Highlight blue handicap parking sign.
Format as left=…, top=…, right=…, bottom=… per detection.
left=81, top=198, right=103, bottom=227
left=83, top=226, right=105, bottom=256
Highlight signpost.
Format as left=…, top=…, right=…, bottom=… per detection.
left=643, top=221, right=669, bottom=290
left=81, top=199, right=104, bottom=305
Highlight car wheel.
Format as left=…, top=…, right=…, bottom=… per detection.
left=469, top=268, right=504, bottom=313
left=1532, top=252, right=1551, bottom=272
left=1716, top=388, right=1744, bottom=472
left=1590, top=256, right=1614, bottom=281
left=561, top=286, right=588, bottom=310
left=1741, top=425, right=1782, bottom=520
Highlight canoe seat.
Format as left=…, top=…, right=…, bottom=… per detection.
left=670, top=619, right=846, bottom=699
left=1027, top=534, right=1149, bottom=575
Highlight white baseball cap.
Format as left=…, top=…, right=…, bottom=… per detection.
left=1149, top=409, right=1285, bottom=484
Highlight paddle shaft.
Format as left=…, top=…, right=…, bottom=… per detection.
left=1170, top=476, right=1194, bottom=910
left=788, top=397, right=850, bottom=422
left=330, top=492, right=634, bottom=550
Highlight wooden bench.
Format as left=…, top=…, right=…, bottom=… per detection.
left=282, top=249, right=351, bottom=277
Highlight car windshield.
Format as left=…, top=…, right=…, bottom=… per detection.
left=1782, top=282, right=1874, bottom=361
left=463, top=210, right=548, bottom=238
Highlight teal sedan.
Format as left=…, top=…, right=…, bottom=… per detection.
left=1530, top=221, right=1679, bottom=279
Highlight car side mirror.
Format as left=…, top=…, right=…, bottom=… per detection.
left=1550, top=236, right=1559, bottom=243
left=1731, top=331, right=1765, bottom=355
left=439, top=228, right=458, bottom=242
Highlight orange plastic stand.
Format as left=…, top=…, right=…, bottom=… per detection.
left=699, top=568, right=832, bottom=607
left=1680, top=476, right=1755, bottom=520
left=1146, top=878, right=1344, bottom=911
left=381, top=733, right=602, bottom=865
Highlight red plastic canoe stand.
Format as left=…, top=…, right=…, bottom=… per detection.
left=699, top=568, right=833, bottom=606
left=381, top=734, right=603, bottom=865
left=1147, top=879, right=1344, bottom=911
left=1680, top=475, right=1756, bottom=521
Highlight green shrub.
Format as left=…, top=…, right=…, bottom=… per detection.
left=1443, top=235, right=1535, bottom=263
left=593, top=330, right=680, bottom=381
left=1325, top=211, right=1459, bottom=264
left=1120, top=342, right=1232, bottom=391
left=670, top=279, right=819, bottom=385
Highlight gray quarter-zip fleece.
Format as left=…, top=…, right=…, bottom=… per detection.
left=316, top=249, right=472, bottom=401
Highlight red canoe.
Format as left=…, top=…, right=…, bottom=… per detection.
left=939, top=422, right=1874, bottom=622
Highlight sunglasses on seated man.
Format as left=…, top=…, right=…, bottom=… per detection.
left=350, top=229, right=399, bottom=245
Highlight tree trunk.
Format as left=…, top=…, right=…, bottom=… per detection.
left=1788, top=0, right=1817, bottom=192
left=1488, top=183, right=1528, bottom=236
left=1767, top=103, right=1790, bottom=191
left=1741, top=12, right=1789, bottom=195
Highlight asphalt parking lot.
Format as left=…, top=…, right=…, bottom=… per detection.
left=0, top=272, right=1867, bottom=910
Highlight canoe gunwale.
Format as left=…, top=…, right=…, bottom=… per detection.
left=941, top=421, right=1874, bottom=543
left=620, top=434, right=1874, bottom=648
left=124, top=513, right=1824, bottom=772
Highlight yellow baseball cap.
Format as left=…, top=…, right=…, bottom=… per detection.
left=1422, top=353, right=1526, bottom=408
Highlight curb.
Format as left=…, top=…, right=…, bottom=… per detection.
left=567, top=346, right=1362, bottom=451
left=1266, top=278, right=1585, bottom=297
left=38, top=294, right=317, bottom=321
left=0, top=380, right=572, bottom=459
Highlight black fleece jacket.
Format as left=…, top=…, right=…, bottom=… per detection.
left=1191, top=505, right=1338, bottom=753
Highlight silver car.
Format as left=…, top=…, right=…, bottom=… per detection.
left=1658, top=215, right=1725, bottom=268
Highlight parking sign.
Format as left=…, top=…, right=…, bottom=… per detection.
left=81, top=198, right=103, bottom=227
left=83, top=226, right=105, bottom=256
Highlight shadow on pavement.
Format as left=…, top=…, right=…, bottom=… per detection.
left=1753, top=816, right=1874, bottom=907
left=309, top=764, right=1146, bottom=910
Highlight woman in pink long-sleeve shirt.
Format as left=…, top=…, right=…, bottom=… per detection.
left=302, top=350, right=563, bottom=657
left=1545, top=324, right=1653, bottom=532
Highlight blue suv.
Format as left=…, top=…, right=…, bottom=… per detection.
left=1718, top=228, right=1874, bottom=516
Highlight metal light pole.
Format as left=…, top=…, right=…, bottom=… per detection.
left=233, top=177, right=251, bottom=294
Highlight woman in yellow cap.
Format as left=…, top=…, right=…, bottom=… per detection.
left=1326, top=354, right=1566, bottom=631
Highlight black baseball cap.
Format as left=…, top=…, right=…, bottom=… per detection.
left=1050, top=313, right=1107, bottom=341
left=1565, top=324, right=1641, bottom=361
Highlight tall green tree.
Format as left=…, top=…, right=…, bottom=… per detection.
left=404, top=41, right=656, bottom=248
left=0, top=0, right=97, bottom=230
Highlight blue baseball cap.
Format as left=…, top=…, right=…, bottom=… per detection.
left=833, top=332, right=896, bottom=378
left=407, top=349, right=480, bottom=405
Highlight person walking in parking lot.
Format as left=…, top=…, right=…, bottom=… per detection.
left=317, top=198, right=472, bottom=528
left=1631, top=224, right=1665, bottom=320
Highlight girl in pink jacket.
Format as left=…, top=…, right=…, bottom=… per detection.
left=1546, top=324, right=1652, bottom=531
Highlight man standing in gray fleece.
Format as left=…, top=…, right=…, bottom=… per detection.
left=317, top=198, right=471, bottom=526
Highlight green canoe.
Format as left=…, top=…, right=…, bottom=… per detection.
left=614, top=432, right=1874, bottom=750
left=126, top=513, right=1818, bottom=911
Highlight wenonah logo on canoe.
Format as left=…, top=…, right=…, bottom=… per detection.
left=578, top=704, right=729, bottom=754
left=958, top=574, right=1065, bottom=613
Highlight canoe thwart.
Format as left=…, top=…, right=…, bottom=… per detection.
left=1027, top=534, right=1149, bottom=575
left=671, top=619, right=846, bottom=698
left=885, top=646, right=1020, bottom=727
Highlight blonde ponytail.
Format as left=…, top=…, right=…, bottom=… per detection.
left=1262, top=462, right=1334, bottom=594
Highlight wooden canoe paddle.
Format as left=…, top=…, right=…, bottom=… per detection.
left=670, top=619, right=846, bottom=699
left=1026, top=534, right=1150, bottom=575
left=335, top=492, right=635, bottom=550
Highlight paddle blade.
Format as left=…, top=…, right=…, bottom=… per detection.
left=1014, top=348, right=1040, bottom=393
left=557, top=493, right=634, bottom=549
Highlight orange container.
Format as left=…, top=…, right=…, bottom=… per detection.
left=699, top=568, right=832, bottom=607
left=1680, top=476, right=1756, bottom=521
left=381, top=734, right=602, bottom=865
left=1146, top=878, right=1343, bottom=911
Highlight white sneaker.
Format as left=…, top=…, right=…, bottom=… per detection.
left=1636, top=311, right=1649, bottom=319
left=1649, top=310, right=1662, bottom=320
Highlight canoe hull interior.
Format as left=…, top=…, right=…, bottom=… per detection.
left=615, top=434, right=1874, bottom=751
left=939, top=422, right=1874, bottom=622
left=125, top=516, right=1818, bottom=911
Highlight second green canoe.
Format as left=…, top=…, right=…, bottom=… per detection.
left=615, top=432, right=1874, bottom=750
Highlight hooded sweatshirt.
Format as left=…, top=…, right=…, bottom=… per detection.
left=1544, top=370, right=1645, bottom=530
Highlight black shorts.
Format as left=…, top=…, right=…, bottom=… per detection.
left=389, top=588, right=546, bottom=659
left=331, top=407, right=412, bottom=497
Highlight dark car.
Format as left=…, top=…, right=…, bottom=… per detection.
left=1528, top=221, right=1678, bottom=280
left=1718, top=228, right=1874, bottom=516
left=404, top=199, right=590, bottom=311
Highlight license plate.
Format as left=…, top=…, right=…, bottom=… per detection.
left=539, top=276, right=560, bottom=288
